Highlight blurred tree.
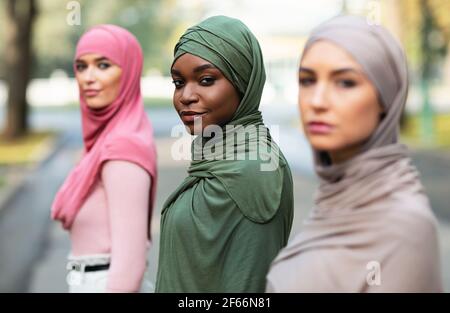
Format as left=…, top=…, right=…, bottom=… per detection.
left=0, top=5, right=6, bottom=79
left=96, top=0, right=179, bottom=75
left=400, top=0, right=449, bottom=77
left=3, top=0, right=37, bottom=139
left=419, top=0, right=437, bottom=143
left=31, top=0, right=84, bottom=77
left=32, top=0, right=179, bottom=78
left=427, top=0, right=450, bottom=41
left=398, top=0, right=450, bottom=144
left=0, top=0, right=183, bottom=139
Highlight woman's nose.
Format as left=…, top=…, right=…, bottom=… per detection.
left=180, top=84, right=199, bottom=105
left=309, top=83, right=329, bottom=110
left=81, top=66, right=96, bottom=85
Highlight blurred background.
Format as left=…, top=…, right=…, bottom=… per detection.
left=0, top=0, right=449, bottom=292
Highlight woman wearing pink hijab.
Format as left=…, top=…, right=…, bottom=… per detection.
left=51, top=25, right=157, bottom=293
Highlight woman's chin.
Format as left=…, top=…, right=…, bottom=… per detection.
left=183, top=122, right=207, bottom=136
left=183, top=124, right=197, bottom=136
left=85, top=100, right=111, bottom=110
left=308, top=139, right=337, bottom=152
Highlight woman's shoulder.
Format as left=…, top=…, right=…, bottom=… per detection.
left=212, top=161, right=293, bottom=224
left=379, top=196, right=440, bottom=251
left=267, top=248, right=351, bottom=292
left=101, top=160, right=151, bottom=184
left=387, top=190, right=438, bottom=227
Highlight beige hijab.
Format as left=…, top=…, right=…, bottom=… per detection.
left=266, top=15, right=443, bottom=292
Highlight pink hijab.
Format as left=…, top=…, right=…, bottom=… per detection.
left=51, top=25, right=157, bottom=238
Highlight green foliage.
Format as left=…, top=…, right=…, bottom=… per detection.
left=23, top=0, right=181, bottom=78
left=0, top=4, right=7, bottom=79
left=402, top=113, right=450, bottom=148
left=400, top=0, right=450, bottom=81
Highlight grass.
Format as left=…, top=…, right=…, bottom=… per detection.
left=401, top=114, right=450, bottom=148
left=0, top=131, right=56, bottom=165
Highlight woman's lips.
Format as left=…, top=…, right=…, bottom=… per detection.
left=307, top=121, right=334, bottom=134
left=83, top=89, right=101, bottom=97
left=180, top=111, right=207, bottom=123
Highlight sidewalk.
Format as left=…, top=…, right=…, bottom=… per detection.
left=0, top=133, right=80, bottom=292
left=0, top=133, right=64, bottom=215
left=410, top=149, right=450, bottom=221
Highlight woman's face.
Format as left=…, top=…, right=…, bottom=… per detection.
left=298, top=41, right=384, bottom=164
left=171, top=53, right=240, bottom=135
left=75, top=53, right=122, bottom=110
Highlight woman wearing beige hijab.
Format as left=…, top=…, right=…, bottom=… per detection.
left=266, top=15, right=443, bottom=292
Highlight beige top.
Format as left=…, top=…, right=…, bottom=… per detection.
left=266, top=160, right=443, bottom=292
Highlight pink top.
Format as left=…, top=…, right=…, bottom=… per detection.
left=70, top=160, right=151, bottom=292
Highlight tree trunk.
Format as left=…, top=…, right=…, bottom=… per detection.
left=419, top=0, right=435, bottom=144
left=2, top=0, right=37, bottom=140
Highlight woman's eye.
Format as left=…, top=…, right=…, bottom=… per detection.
left=336, top=79, right=357, bottom=88
left=98, top=62, right=111, bottom=70
left=172, top=79, right=184, bottom=89
left=299, top=77, right=315, bottom=87
left=75, top=64, right=86, bottom=72
left=200, top=77, right=215, bottom=86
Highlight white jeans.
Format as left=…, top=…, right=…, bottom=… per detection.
left=66, top=254, right=154, bottom=293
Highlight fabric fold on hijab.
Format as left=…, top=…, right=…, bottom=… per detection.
left=51, top=25, right=157, bottom=238
left=267, top=15, right=442, bottom=292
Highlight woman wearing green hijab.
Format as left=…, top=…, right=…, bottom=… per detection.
left=155, top=15, right=294, bottom=293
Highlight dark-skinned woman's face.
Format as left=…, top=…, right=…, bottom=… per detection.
left=171, top=53, right=241, bottom=135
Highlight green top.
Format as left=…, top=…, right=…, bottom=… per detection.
left=155, top=16, right=294, bottom=293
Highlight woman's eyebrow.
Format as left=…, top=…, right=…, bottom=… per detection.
left=75, top=57, right=109, bottom=63
left=299, top=67, right=314, bottom=74
left=171, top=64, right=217, bottom=76
left=330, top=68, right=360, bottom=76
left=299, top=67, right=362, bottom=76
left=193, top=64, right=217, bottom=73
left=171, top=68, right=182, bottom=76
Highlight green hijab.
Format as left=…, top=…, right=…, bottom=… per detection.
left=173, top=15, right=264, bottom=124
left=164, top=15, right=289, bottom=223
